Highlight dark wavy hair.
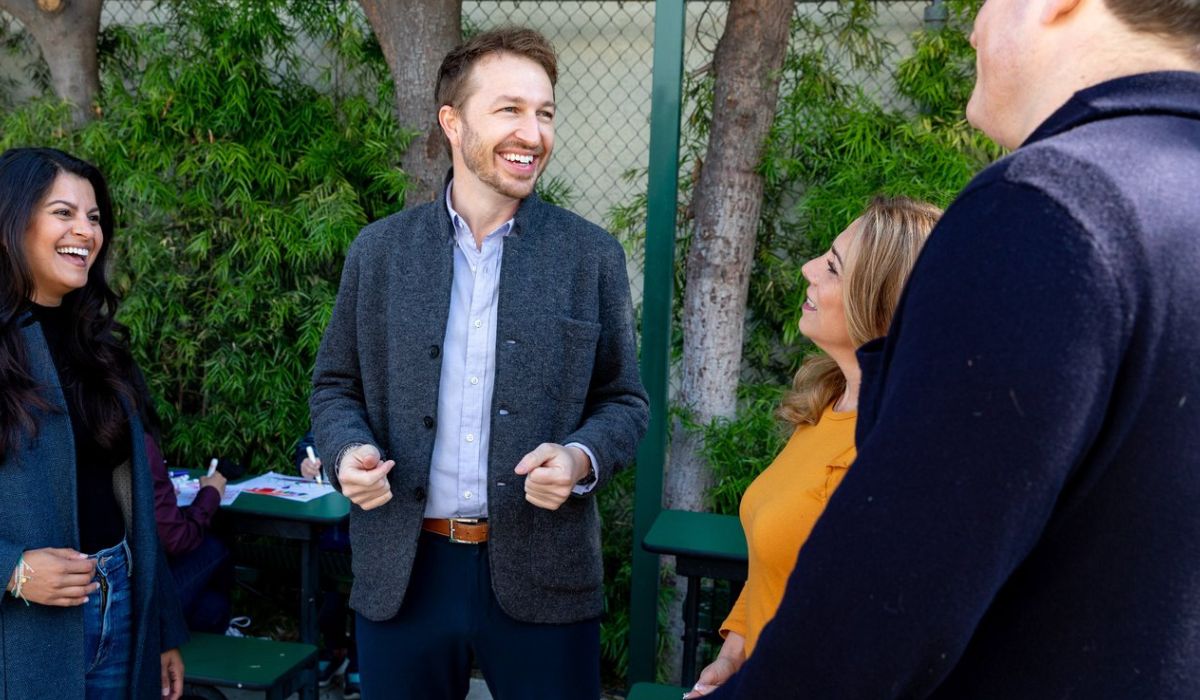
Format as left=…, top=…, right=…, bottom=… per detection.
left=0, top=147, right=137, bottom=461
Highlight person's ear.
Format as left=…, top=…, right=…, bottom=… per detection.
left=438, top=105, right=461, bottom=150
left=1040, top=0, right=1084, bottom=25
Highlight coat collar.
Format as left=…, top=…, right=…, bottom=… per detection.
left=1024, top=71, right=1200, bottom=147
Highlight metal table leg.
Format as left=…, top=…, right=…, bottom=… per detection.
left=299, top=532, right=319, bottom=700
left=682, top=574, right=701, bottom=687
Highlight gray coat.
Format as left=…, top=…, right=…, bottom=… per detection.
left=311, top=191, right=648, bottom=624
left=0, top=316, right=188, bottom=699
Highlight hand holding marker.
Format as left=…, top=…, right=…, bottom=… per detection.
left=307, top=446, right=322, bottom=485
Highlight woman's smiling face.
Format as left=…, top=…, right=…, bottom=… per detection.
left=23, top=172, right=103, bottom=307
left=798, top=220, right=860, bottom=354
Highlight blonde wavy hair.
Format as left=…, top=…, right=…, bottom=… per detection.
left=778, top=195, right=942, bottom=427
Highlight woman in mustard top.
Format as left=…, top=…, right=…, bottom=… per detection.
left=687, top=196, right=941, bottom=698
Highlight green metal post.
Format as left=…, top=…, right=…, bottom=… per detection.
left=628, top=0, right=686, bottom=686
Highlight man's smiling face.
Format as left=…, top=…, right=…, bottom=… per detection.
left=447, top=52, right=556, bottom=202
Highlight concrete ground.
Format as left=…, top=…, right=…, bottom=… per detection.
left=221, top=676, right=493, bottom=699
left=220, top=676, right=636, bottom=699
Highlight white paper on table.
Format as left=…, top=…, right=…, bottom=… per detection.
left=220, top=484, right=244, bottom=506
left=172, top=475, right=249, bottom=507
left=172, top=475, right=200, bottom=507
left=232, top=471, right=336, bottom=503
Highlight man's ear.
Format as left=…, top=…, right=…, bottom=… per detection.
left=1040, top=0, right=1085, bottom=25
left=438, top=105, right=460, bottom=149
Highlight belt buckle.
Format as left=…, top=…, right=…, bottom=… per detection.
left=448, top=518, right=481, bottom=545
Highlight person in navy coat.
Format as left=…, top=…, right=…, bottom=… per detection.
left=701, top=1, right=1200, bottom=698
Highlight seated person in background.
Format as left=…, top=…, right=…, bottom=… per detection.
left=687, top=196, right=940, bottom=697
left=143, top=398, right=243, bottom=634
left=296, top=431, right=359, bottom=699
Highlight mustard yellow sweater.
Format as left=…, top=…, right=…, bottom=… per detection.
left=721, top=404, right=857, bottom=657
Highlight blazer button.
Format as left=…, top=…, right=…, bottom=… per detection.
left=429, top=345, right=440, bottom=359
left=413, top=487, right=426, bottom=501
left=423, top=416, right=435, bottom=429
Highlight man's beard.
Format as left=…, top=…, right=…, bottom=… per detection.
left=460, top=118, right=545, bottom=200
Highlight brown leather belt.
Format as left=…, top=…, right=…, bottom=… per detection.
left=422, top=518, right=489, bottom=544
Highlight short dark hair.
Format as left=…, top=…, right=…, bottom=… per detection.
left=434, top=27, right=558, bottom=155
left=436, top=27, right=558, bottom=110
left=1105, top=0, right=1200, bottom=46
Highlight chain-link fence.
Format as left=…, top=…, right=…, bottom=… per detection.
left=2, top=1, right=942, bottom=226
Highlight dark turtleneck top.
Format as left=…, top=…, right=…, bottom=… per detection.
left=31, top=303, right=128, bottom=553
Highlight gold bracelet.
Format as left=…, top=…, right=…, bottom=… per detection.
left=9, top=557, right=33, bottom=605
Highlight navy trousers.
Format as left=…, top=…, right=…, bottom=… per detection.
left=168, top=533, right=232, bottom=633
left=356, top=531, right=601, bottom=699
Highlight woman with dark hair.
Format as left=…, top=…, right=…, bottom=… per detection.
left=687, top=196, right=941, bottom=697
left=0, top=147, right=187, bottom=699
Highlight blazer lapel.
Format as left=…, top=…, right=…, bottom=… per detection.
left=20, top=320, right=79, bottom=546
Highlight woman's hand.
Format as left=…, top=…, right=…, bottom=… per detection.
left=161, top=648, right=184, bottom=700
left=299, top=456, right=322, bottom=481
left=684, top=632, right=746, bottom=698
left=199, top=471, right=228, bottom=498
left=6, top=548, right=98, bottom=606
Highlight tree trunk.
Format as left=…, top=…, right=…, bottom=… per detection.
left=358, top=0, right=460, bottom=208
left=664, top=0, right=794, bottom=682
left=0, top=0, right=103, bottom=125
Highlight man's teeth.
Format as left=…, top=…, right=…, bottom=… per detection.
left=502, top=154, right=534, bottom=164
left=57, top=246, right=89, bottom=257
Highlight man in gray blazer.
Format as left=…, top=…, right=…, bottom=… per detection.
left=310, top=27, right=648, bottom=699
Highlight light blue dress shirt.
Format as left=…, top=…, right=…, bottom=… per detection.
left=426, top=183, right=596, bottom=519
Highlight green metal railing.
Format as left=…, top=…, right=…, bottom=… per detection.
left=628, top=0, right=686, bottom=683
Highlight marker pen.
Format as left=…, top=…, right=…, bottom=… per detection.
left=307, top=446, right=322, bottom=485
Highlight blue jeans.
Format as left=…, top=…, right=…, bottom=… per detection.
left=83, top=540, right=133, bottom=700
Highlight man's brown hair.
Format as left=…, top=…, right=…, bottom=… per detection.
left=1105, top=0, right=1200, bottom=47
left=436, top=27, right=558, bottom=111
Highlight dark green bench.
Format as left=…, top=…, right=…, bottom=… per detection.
left=181, top=633, right=318, bottom=700
left=627, top=682, right=691, bottom=699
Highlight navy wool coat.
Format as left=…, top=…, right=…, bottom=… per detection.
left=0, top=315, right=188, bottom=700
left=709, top=71, right=1200, bottom=700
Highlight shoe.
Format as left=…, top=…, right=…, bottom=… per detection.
left=317, top=655, right=349, bottom=688
left=343, top=672, right=361, bottom=700
left=224, top=616, right=251, bottom=637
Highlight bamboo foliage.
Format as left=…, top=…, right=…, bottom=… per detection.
left=1, top=0, right=407, bottom=472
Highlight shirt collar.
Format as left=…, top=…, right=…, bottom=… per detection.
left=444, top=179, right=515, bottom=245
left=1023, top=71, right=1200, bottom=147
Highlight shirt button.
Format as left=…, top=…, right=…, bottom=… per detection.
left=474, top=319, right=482, bottom=328
left=465, top=434, right=474, bottom=443
left=464, top=491, right=473, bottom=499
left=470, top=376, right=479, bottom=385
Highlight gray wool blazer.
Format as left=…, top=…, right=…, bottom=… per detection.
left=310, top=189, right=648, bottom=624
